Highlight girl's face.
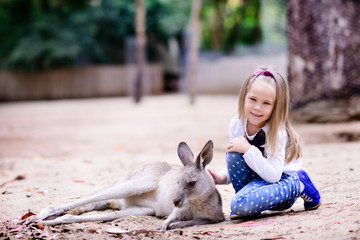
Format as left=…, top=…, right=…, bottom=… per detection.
left=244, top=78, right=276, bottom=132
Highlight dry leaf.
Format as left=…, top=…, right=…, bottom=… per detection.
left=21, top=211, right=35, bottom=220
left=73, top=180, right=85, bottom=183
left=88, top=229, right=97, bottom=233
left=0, top=174, right=27, bottom=187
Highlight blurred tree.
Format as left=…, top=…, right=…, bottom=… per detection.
left=212, top=0, right=226, bottom=51
left=201, top=0, right=261, bottom=52
left=187, top=0, right=202, bottom=104
left=0, top=0, right=101, bottom=71
left=0, top=0, right=263, bottom=72
left=134, top=0, right=146, bottom=103
left=145, top=0, right=190, bottom=62
left=0, top=0, right=189, bottom=72
left=287, top=0, right=360, bottom=122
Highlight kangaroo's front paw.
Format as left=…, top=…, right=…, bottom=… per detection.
left=159, top=223, right=169, bottom=231
left=159, top=226, right=168, bottom=231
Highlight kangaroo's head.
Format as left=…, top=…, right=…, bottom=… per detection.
left=173, top=140, right=216, bottom=208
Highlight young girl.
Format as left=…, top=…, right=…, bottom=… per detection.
left=209, top=66, right=321, bottom=219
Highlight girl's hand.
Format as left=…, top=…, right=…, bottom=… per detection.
left=226, top=136, right=252, bottom=154
left=207, top=169, right=227, bottom=185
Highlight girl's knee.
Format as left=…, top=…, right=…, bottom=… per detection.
left=226, top=152, right=248, bottom=180
left=226, top=152, right=244, bottom=165
left=230, top=195, right=260, bottom=217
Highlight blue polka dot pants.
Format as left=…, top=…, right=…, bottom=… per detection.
left=226, top=152, right=301, bottom=217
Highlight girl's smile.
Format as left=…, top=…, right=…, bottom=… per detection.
left=250, top=112, right=262, bottom=118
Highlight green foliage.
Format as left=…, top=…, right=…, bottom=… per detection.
left=0, top=0, right=189, bottom=72
left=0, top=0, right=268, bottom=72
left=146, top=0, right=190, bottom=61
left=261, top=0, right=286, bottom=44
left=201, top=0, right=262, bottom=52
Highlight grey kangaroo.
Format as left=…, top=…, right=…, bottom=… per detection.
left=26, top=140, right=225, bottom=230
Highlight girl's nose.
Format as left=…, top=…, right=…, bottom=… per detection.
left=254, top=103, right=261, bottom=111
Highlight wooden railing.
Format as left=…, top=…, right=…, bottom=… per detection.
left=0, top=64, right=163, bottom=101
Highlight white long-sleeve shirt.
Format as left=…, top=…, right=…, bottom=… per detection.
left=223, top=115, right=302, bottom=183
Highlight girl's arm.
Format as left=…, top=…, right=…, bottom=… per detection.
left=207, top=169, right=228, bottom=185
left=228, top=131, right=287, bottom=183
left=243, top=144, right=284, bottom=183
left=226, top=136, right=251, bottom=153
left=226, top=115, right=285, bottom=183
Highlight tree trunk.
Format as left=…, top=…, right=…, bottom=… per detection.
left=213, top=0, right=226, bottom=51
left=134, top=0, right=146, bottom=103
left=286, top=0, right=360, bottom=122
left=186, top=0, right=201, bottom=104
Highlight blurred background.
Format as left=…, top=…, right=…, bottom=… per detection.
left=1, top=2, right=360, bottom=236
left=0, top=0, right=359, bottom=123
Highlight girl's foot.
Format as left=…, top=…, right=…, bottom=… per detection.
left=297, top=169, right=321, bottom=210
left=229, top=212, right=242, bottom=220
left=229, top=212, right=261, bottom=220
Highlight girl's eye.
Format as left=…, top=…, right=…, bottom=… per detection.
left=249, top=97, right=256, bottom=101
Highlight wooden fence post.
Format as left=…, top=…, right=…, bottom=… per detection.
left=186, top=0, right=201, bottom=104
left=134, top=0, right=146, bottom=103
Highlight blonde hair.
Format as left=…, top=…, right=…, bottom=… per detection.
left=238, top=66, right=302, bottom=163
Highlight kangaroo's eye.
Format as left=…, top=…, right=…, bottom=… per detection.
left=188, top=181, right=196, bottom=187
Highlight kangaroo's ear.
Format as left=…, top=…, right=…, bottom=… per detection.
left=195, top=140, right=213, bottom=170
left=178, top=142, right=194, bottom=166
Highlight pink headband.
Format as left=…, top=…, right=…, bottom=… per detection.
left=254, top=71, right=273, bottom=77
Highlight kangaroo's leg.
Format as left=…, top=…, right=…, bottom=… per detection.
left=67, top=199, right=122, bottom=215
left=160, top=208, right=213, bottom=231
left=26, top=178, right=158, bottom=224
left=39, top=207, right=156, bottom=226
left=160, top=208, right=181, bottom=230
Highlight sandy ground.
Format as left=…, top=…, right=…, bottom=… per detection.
left=0, top=95, right=360, bottom=240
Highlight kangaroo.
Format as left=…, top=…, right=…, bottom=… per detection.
left=25, top=140, right=225, bottom=230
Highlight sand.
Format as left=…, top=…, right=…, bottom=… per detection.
left=0, top=95, right=359, bottom=239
